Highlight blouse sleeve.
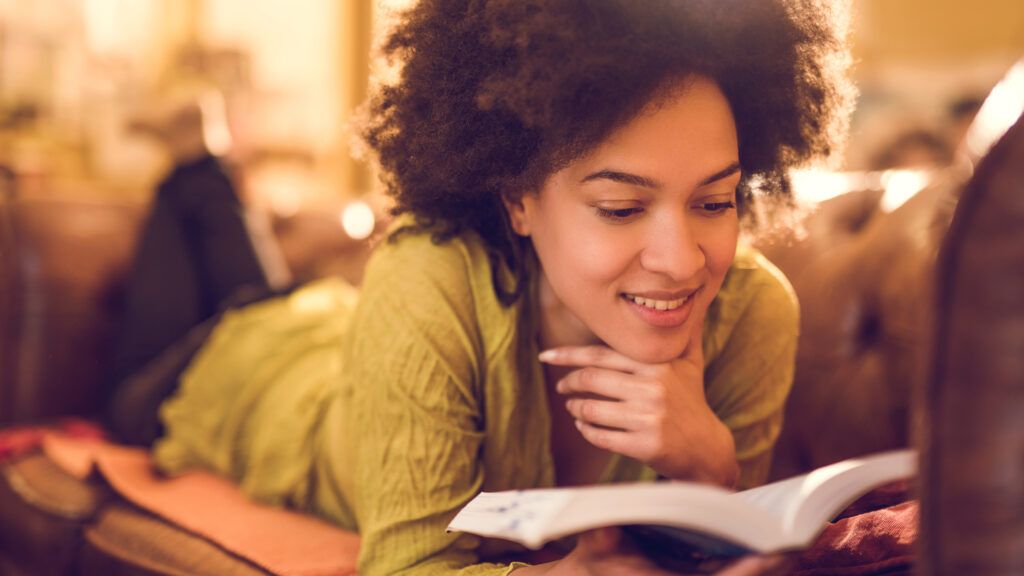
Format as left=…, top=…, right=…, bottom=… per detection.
left=703, top=256, right=800, bottom=490
left=336, top=236, right=525, bottom=576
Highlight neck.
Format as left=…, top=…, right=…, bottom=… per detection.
left=535, top=269, right=602, bottom=351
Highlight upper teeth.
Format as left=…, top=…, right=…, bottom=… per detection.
left=625, top=294, right=689, bottom=311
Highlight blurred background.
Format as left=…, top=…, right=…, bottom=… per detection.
left=0, top=0, right=1021, bottom=213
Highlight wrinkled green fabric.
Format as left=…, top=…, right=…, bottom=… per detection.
left=154, top=278, right=359, bottom=509
left=154, top=223, right=798, bottom=576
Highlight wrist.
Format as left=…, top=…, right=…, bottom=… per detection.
left=697, top=420, right=739, bottom=487
left=661, top=420, right=739, bottom=487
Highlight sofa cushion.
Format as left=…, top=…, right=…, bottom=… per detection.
left=0, top=450, right=286, bottom=575
left=0, top=196, right=143, bottom=425
left=758, top=180, right=958, bottom=479
left=0, top=453, right=110, bottom=575
left=80, top=502, right=271, bottom=576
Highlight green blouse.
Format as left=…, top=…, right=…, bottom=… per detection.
left=154, top=223, right=798, bottom=576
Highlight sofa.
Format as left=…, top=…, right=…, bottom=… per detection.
left=1, top=108, right=1019, bottom=573
left=0, top=184, right=373, bottom=575
left=917, top=115, right=1024, bottom=575
left=757, top=172, right=959, bottom=481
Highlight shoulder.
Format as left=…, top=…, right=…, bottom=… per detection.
left=361, top=218, right=503, bottom=319
left=726, top=245, right=798, bottom=318
left=350, top=218, right=517, bottom=382
left=702, top=246, right=800, bottom=439
left=703, top=245, right=799, bottom=364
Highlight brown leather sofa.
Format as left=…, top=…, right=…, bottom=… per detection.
left=758, top=173, right=960, bottom=480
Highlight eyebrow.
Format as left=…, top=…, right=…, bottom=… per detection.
left=580, top=162, right=742, bottom=189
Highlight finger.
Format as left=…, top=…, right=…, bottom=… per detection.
left=556, top=367, right=651, bottom=399
left=576, top=527, right=680, bottom=576
left=710, top=554, right=789, bottom=576
left=539, top=345, right=640, bottom=373
left=566, top=397, right=651, bottom=431
left=574, top=419, right=635, bottom=455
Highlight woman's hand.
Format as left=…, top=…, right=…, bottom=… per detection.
left=511, top=527, right=685, bottom=575
left=539, top=311, right=738, bottom=486
left=513, top=528, right=789, bottom=575
left=552, top=527, right=680, bottom=575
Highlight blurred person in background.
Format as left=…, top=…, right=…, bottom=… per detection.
left=868, top=128, right=953, bottom=170
left=946, top=95, right=985, bottom=153
left=865, top=93, right=986, bottom=173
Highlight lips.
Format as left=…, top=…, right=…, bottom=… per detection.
left=620, top=288, right=701, bottom=328
left=622, top=286, right=699, bottom=307
left=622, top=293, right=688, bottom=311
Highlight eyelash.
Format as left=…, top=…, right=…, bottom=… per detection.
left=594, top=201, right=736, bottom=222
left=595, top=207, right=643, bottom=221
left=701, top=201, right=737, bottom=214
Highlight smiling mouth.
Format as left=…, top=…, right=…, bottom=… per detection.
left=621, top=290, right=698, bottom=311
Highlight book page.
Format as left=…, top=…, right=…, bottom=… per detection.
left=446, top=490, right=574, bottom=548
left=450, top=483, right=787, bottom=552
left=449, top=450, right=916, bottom=554
left=730, top=474, right=810, bottom=518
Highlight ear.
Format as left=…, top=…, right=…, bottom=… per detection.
left=502, top=193, right=533, bottom=237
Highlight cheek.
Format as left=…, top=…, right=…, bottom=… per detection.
left=702, top=224, right=740, bottom=287
left=572, top=233, right=636, bottom=284
left=531, top=213, right=635, bottom=288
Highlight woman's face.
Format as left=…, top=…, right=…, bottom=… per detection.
left=508, top=76, right=741, bottom=364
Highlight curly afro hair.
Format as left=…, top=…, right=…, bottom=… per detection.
left=363, top=0, right=854, bottom=304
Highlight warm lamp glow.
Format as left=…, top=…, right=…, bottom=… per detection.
left=341, top=201, right=375, bottom=240
left=880, top=169, right=930, bottom=213
left=790, top=169, right=874, bottom=204
left=84, top=0, right=119, bottom=54
left=964, top=59, right=1024, bottom=160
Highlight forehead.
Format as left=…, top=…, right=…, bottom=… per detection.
left=567, top=77, right=739, bottom=186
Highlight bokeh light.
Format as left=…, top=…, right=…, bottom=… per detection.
left=341, top=200, right=375, bottom=240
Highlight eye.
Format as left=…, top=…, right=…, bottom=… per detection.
left=595, top=206, right=644, bottom=222
left=695, top=201, right=736, bottom=215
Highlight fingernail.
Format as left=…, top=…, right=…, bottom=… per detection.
left=538, top=350, right=557, bottom=362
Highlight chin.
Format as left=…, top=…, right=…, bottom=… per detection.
left=609, top=338, right=689, bottom=365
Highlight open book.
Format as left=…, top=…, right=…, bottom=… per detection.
left=449, top=450, right=915, bottom=561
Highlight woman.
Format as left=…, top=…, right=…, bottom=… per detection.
left=149, top=0, right=853, bottom=574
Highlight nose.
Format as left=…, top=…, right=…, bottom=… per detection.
left=638, top=213, right=705, bottom=281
